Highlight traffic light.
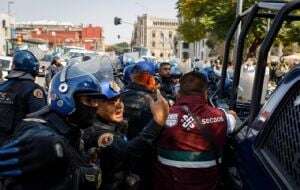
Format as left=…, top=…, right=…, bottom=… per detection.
left=114, top=17, right=122, bottom=25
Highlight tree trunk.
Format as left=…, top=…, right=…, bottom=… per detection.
left=246, top=37, right=263, bottom=59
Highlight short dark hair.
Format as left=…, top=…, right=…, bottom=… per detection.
left=160, top=62, right=171, bottom=68
left=179, top=71, right=208, bottom=95
left=51, top=59, right=58, bottom=65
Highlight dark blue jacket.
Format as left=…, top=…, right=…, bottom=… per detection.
left=157, top=76, right=174, bottom=99
left=122, top=83, right=154, bottom=140
left=82, top=118, right=162, bottom=190
left=0, top=78, right=46, bottom=144
left=2, top=112, right=99, bottom=190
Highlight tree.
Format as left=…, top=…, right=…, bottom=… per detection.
left=177, top=0, right=299, bottom=59
left=106, top=42, right=130, bottom=54
left=177, top=0, right=242, bottom=42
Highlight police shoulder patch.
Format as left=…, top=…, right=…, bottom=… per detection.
left=98, top=133, right=114, bottom=147
left=165, top=113, right=178, bottom=127
left=33, top=89, right=44, bottom=99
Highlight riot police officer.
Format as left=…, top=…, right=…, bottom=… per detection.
left=82, top=87, right=168, bottom=190
left=0, top=57, right=113, bottom=190
left=0, top=50, right=46, bottom=144
left=123, top=64, right=135, bottom=87
left=122, top=60, right=158, bottom=139
left=83, top=59, right=167, bottom=189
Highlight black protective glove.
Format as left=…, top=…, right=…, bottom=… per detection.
left=0, top=128, right=66, bottom=177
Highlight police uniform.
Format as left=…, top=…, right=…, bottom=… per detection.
left=121, top=60, right=158, bottom=190
left=1, top=112, right=101, bottom=190
left=122, top=83, right=154, bottom=139
left=83, top=118, right=162, bottom=190
left=0, top=56, right=115, bottom=190
left=0, top=74, right=46, bottom=144
left=153, top=95, right=235, bottom=190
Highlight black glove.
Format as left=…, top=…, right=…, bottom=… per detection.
left=0, top=128, right=66, bottom=177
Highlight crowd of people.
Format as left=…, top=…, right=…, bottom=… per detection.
left=0, top=50, right=237, bottom=190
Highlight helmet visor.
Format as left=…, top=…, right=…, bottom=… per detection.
left=63, top=55, right=114, bottom=83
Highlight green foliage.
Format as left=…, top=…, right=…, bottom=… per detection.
left=108, top=42, right=131, bottom=54
left=177, top=0, right=300, bottom=56
left=177, top=0, right=247, bottom=42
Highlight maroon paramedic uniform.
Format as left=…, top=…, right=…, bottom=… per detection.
left=153, top=95, right=228, bottom=190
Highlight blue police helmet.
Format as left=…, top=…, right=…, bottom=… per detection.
left=132, top=60, right=156, bottom=76
left=12, top=50, right=39, bottom=76
left=155, top=63, right=160, bottom=73
left=123, top=64, right=135, bottom=84
left=48, top=56, right=121, bottom=116
left=170, top=66, right=182, bottom=78
left=200, top=67, right=216, bottom=82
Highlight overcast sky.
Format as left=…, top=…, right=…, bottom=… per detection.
left=0, top=0, right=178, bottom=44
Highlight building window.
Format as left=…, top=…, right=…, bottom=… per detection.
left=160, top=32, right=164, bottom=39
left=182, top=42, right=189, bottom=49
left=2, top=20, right=6, bottom=28
left=152, top=31, right=156, bottom=38
left=169, top=31, right=172, bottom=39
left=160, top=53, right=164, bottom=58
left=201, top=52, right=204, bottom=60
left=152, top=41, right=156, bottom=47
left=182, top=52, right=189, bottom=60
left=152, top=52, right=155, bottom=57
left=168, top=53, right=171, bottom=57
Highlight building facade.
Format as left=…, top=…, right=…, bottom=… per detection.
left=190, top=39, right=210, bottom=63
left=177, top=40, right=190, bottom=61
left=82, top=24, right=104, bottom=51
left=176, top=15, right=211, bottom=67
left=131, top=14, right=178, bottom=61
left=176, top=38, right=210, bottom=64
left=0, top=13, right=15, bottom=55
left=16, top=21, right=104, bottom=51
